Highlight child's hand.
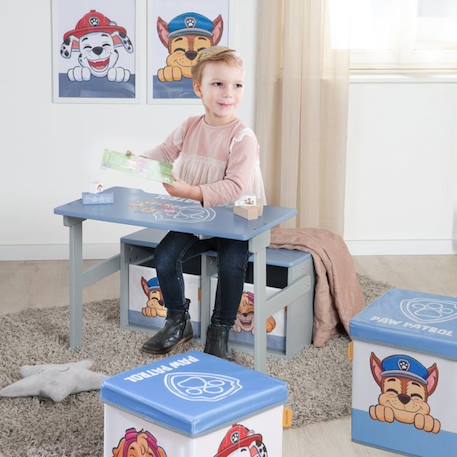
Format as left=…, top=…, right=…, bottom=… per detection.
left=163, top=175, right=203, bottom=202
left=163, top=175, right=191, bottom=197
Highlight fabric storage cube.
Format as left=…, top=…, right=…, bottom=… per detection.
left=210, top=276, right=286, bottom=353
left=129, top=263, right=201, bottom=335
left=350, top=288, right=457, bottom=457
left=101, top=351, right=288, bottom=457
left=122, top=228, right=315, bottom=357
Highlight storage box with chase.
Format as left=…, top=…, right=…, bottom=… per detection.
left=350, top=288, right=457, bottom=456
left=123, top=229, right=202, bottom=335
left=101, top=351, right=288, bottom=457
left=129, top=263, right=202, bottom=335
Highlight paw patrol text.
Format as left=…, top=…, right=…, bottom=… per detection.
left=124, top=355, right=199, bottom=383
left=370, top=315, right=453, bottom=337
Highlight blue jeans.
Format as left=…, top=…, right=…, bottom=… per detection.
left=154, top=231, right=250, bottom=327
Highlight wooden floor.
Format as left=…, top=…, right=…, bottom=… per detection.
left=1, top=255, right=456, bottom=456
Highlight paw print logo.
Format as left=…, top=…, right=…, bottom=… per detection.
left=401, top=297, right=457, bottom=324
left=231, top=431, right=240, bottom=443
left=412, top=301, right=455, bottom=319
left=154, top=205, right=216, bottom=223
left=164, top=372, right=242, bottom=402
left=89, top=16, right=100, bottom=26
left=398, top=359, right=410, bottom=371
left=185, top=17, right=197, bottom=28
left=130, top=200, right=216, bottom=223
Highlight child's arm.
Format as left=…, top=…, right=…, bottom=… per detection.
left=198, top=131, right=259, bottom=208
left=161, top=132, right=259, bottom=205
left=163, top=176, right=203, bottom=202
left=141, top=118, right=192, bottom=163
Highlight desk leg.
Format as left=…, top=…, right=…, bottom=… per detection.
left=200, top=255, right=216, bottom=345
left=64, top=216, right=84, bottom=350
left=120, top=243, right=129, bottom=328
left=249, top=230, right=271, bottom=373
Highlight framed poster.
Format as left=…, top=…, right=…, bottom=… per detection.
left=52, top=0, right=138, bottom=103
left=147, top=0, right=230, bottom=104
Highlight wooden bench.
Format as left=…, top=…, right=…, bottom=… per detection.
left=120, top=228, right=315, bottom=357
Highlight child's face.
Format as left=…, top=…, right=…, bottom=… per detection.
left=194, top=61, right=245, bottom=125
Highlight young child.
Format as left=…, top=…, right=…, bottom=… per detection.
left=139, top=47, right=266, bottom=360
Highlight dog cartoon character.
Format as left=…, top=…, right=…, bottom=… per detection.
left=112, top=428, right=167, bottom=457
left=369, top=353, right=440, bottom=433
left=214, top=424, right=268, bottom=457
left=156, top=12, right=223, bottom=82
left=141, top=276, right=167, bottom=318
left=232, top=292, right=276, bottom=334
left=60, top=10, right=133, bottom=82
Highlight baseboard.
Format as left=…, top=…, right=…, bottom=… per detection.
left=0, top=243, right=120, bottom=261
left=1, top=239, right=456, bottom=261
left=346, top=239, right=457, bottom=256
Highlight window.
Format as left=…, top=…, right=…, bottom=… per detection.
left=330, top=0, right=457, bottom=71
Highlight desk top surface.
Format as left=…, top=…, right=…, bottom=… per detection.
left=54, top=187, right=296, bottom=241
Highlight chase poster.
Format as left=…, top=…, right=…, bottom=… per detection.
left=148, top=0, right=230, bottom=102
left=52, top=0, right=136, bottom=102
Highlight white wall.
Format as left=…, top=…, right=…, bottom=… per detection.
left=0, top=0, right=257, bottom=260
left=2, top=1, right=457, bottom=259
left=344, top=77, right=457, bottom=255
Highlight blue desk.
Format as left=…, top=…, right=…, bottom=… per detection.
left=54, top=187, right=297, bottom=372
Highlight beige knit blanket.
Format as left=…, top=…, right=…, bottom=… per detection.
left=270, top=228, right=366, bottom=347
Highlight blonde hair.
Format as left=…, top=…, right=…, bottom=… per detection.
left=191, top=46, right=243, bottom=84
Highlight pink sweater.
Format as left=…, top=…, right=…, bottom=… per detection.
left=143, top=115, right=266, bottom=208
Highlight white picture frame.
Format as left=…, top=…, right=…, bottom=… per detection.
left=147, top=0, right=230, bottom=104
left=52, top=0, right=139, bottom=103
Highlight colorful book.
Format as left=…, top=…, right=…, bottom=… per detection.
left=102, top=149, right=174, bottom=184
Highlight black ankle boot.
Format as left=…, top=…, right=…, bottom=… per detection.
left=204, top=324, right=234, bottom=361
left=142, top=300, right=193, bottom=355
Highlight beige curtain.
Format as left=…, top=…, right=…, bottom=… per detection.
left=255, top=0, right=349, bottom=235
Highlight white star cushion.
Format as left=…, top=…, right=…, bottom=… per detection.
left=0, top=360, right=108, bottom=402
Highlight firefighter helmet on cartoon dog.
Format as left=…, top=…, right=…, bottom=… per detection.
left=215, top=424, right=263, bottom=457
left=64, top=10, right=127, bottom=41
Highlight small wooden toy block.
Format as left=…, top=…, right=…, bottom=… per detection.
left=82, top=180, right=113, bottom=205
left=87, top=181, right=105, bottom=194
left=233, top=195, right=263, bottom=220
left=233, top=205, right=263, bottom=220
left=81, top=192, right=114, bottom=205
